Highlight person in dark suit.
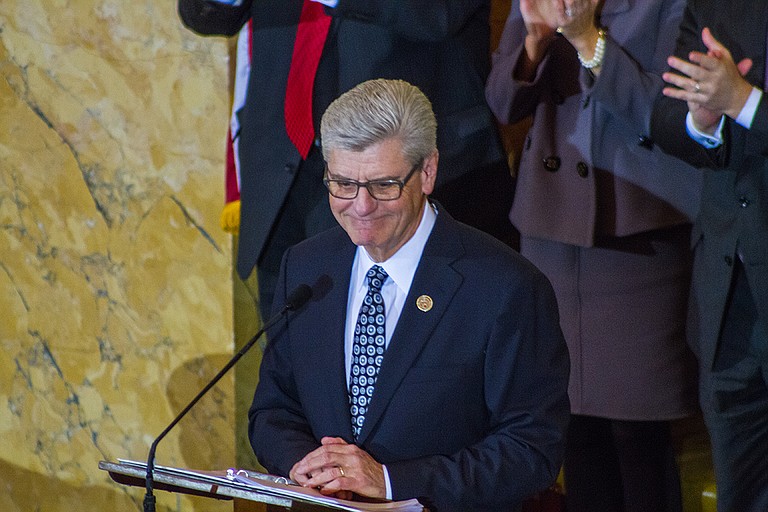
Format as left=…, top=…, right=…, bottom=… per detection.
left=247, top=79, right=570, bottom=512
left=650, top=2, right=768, bottom=510
left=177, top=0, right=515, bottom=319
left=485, top=1, right=701, bottom=510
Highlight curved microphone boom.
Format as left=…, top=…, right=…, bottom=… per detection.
left=143, top=284, right=312, bottom=512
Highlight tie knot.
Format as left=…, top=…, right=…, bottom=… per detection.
left=366, top=265, right=388, bottom=292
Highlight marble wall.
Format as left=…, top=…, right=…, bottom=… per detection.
left=0, top=2, right=236, bottom=511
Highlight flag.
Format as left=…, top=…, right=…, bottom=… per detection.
left=221, top=19, right=252, bottom=233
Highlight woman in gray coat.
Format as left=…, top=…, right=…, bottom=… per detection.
left=486, top=1, right=701, bottom=510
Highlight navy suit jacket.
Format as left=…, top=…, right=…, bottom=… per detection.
left=651, top=0, right=768, bottom=370
left=248, top=207, right=569, bottom=512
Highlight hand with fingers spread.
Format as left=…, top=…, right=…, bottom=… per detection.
left=290, top=437, right=386, bottom=500
left=662, top=27, right=753, bottom=133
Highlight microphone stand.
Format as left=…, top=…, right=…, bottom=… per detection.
left=143, top=285, right=312, bottom=512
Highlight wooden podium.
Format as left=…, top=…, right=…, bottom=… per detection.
left=99, top=460, right=424, bottom=512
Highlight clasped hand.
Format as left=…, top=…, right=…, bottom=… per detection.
left=290, top=436, right=387, bottom=500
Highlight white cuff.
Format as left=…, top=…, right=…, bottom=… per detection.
left=382, top=464, right=392, bottom=500
left=686, top=112, right=725, bottom=149
left=735, top=87, right=763, bottom=129
left=311, top=0, right=338, bottom=6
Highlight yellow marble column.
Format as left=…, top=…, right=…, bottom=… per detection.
left=1, top=1, right=235, bottom=510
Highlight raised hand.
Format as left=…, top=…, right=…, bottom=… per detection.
left=519, top=0, right=561, bottom=68
left=663, top=27, right=754, bottom=133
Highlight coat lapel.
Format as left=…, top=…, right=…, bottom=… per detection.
left=356, top=211, right=465, bottom=444
left=301, top=231, right=357, bottom=439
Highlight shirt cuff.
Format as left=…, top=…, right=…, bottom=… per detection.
left=735, top=87, right=763, bottom=129
left=686, top=112, right=725, bottom=149
left=382, top=464, right=392, bottom=500
left=312, top=0, right=338, bottom=6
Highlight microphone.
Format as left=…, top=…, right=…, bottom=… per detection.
left=143, top=284, right=312, bottom=512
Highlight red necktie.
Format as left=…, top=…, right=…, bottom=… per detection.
left=284, top=1, right=331, bottom=159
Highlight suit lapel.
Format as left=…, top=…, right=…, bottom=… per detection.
left=738, top=6, right=768, bottom=87
left=356, top=211, right=465, bottom=444
left=710, top=3, right=768, bottom=87
left=302, top=231, right=357, bottom=438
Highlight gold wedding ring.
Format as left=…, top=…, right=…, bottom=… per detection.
left=338, top=466, right=345, bottom=477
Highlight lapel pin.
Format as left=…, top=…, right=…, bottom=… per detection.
left=416, top=295, right=433, bottom=312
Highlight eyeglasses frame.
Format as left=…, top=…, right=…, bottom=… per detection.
left=322, top=160, right=423, bottom=201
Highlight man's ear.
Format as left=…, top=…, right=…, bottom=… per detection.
left=420, top=149, right=439, bottom=195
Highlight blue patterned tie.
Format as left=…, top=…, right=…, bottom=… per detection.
left=349, top=265, right=388, bottom=438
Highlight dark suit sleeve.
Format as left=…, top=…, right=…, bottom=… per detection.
left=650, top=1, right=723, bottom=168
left=331, top=0, right=487, bottom=42
left=744, top=93, right=768, bottom=156
left=247, top=246, right=321, bottom=477
left=386, top=271, right=570, bottom=509
left=178, top=0, right=252, bottom=36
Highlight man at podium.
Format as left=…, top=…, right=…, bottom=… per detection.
left=248, top=79, right=570, bottom=512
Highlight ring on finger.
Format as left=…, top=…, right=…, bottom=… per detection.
left=693, top=81, right=701, bottom=93
left=337, top=466, right=345, bottom=478
left=565, top=8, right=574, bottom=17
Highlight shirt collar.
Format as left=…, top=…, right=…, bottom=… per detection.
left=354, top=200, right=437, bottom=295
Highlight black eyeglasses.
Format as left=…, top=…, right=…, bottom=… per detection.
left=323, top=161, right=422, bottom=201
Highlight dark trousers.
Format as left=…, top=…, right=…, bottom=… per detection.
left=701, top=259, right=768, bottom=512
left=563, top=415, right=683, bottom=512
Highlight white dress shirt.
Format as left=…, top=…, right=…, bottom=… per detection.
left=344, top=202, right=437, bottom=383
left=343, top=201, right=437, bottom=500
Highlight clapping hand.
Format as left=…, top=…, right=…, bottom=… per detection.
left=662, top=27, right=753, bottom=134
